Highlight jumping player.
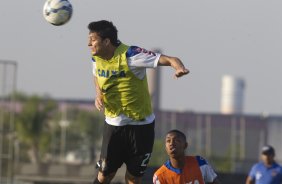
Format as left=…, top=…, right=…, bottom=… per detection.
left=153, top=130, right=219, bottom=184
left=88, top=20, right=189, bottom=184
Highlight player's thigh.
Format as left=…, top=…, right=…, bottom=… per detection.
left=126, top=122, right=155, bottom=176
left=97, top=123, right=124, bottom=176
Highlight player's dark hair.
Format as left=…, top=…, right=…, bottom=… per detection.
left=166, top=129, right=187, bottom=142
left=88, top=20, right=119, bottom=46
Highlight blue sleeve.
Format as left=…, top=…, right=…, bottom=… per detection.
left=126, top=46, right=157, bottom=58
left=279, top=166, right=282, bottom=181
left=126, top=46, right=142, bottom=58
left=248, top=164, right=257, bottom=179
left=195, top=155, right=208, bottom=166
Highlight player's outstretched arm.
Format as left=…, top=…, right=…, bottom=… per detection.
left=93, top=76, right=104, bottom=111
left=157, top=55, right=189, bottom=78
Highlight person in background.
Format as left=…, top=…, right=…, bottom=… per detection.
left=153, top=129, right=219, bottom=184
left=246, top=145, right=282, bottom=184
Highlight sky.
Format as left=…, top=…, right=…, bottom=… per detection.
left=0, top=0, right=282, bottom=115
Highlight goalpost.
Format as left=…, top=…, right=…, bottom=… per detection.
left=0, top=60, right=17, bottom=184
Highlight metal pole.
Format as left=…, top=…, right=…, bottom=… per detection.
left=0, top=60, right=17, bottom=184
left=171, top=112, right=176, bottom=130
left=60, top=125, right=66, bottom=161
left=0, top=62, right=7, bottom=184
left=196, top=115, right=202, bottom=154
left=8, top=62, right=17, bottom=184
left=230, top=117, right=237, bottom=172
left=205, top=115, right=211, bottom=158
left=59, top=104, right=69, bottom=162
left=239, top=117, right=246, bottom=160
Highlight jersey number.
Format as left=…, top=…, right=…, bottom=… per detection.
left=141, top=153, right=151, bottom=167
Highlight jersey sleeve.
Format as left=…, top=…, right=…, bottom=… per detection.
left=196, top=156, right=218, bottom=183
left=248, top=164, right=257, bottom=180
left=126, top=46, right=161, bottom=68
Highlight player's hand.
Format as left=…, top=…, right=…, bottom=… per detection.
left=174, top=67, right=189, bottom=78
left=95, top=94, right=104, bottom=111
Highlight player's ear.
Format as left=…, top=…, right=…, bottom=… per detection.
left=104, top=38, right=110, bottom=46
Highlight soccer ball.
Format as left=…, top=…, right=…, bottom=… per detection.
left=43, top=0, right=73, bottom=26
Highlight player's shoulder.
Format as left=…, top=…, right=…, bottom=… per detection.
left=251, top=162, right=264, bottom=170
left=126, top=46, right=156, bottom=58
left=193, top=155, right=209, bottom=166
left=153, top=164, right=171, bottom=184
left=274, top=162, right=282, bottom=170
left=154, top=164, right=169, bottom=176
left=278, top=165, right=282, bottom=173
left=254, top=162, right=264, bottom=167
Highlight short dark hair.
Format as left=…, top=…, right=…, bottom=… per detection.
left=88, top=20, right=119, bottom=46
left=166, top=129, right=187, bottom=142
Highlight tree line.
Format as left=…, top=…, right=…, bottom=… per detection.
left=1, top=92, right=167, bottom=166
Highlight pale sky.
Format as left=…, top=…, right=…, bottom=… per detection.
left=1, top=0, right=282, bottom=115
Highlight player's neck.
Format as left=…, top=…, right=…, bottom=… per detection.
left=102, top=45, right=118, bottom=60
left=170, top=156, right=186, bottom=169
left=264, top=160, right=275, bottom=167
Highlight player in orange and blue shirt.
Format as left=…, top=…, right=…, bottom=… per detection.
left=153, top=130, right=219, bottom=184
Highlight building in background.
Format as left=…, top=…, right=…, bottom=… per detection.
left=220, top=75, right=245, bottom=115
left=153, top=110, right=274, bottom=173
left=3, top=59, right=282, bottom=180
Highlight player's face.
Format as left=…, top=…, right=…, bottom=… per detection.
left=165, top=133, right=187, bottom=159
left=88, top=32, right=107, bottom=57
left=261, top=154, right=275, bottom=165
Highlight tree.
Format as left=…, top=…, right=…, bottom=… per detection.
left=66, top=107, right=104, bottom=163
left=15, top=95, right=57, bottom=163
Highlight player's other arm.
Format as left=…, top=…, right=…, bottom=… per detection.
left=93, top=76, right=104, bottom=111
left=245, top=176, right=254, bottom=184
left=157, top=54, right=189, bottom=78
left=245, top=165, right=256, bottom=184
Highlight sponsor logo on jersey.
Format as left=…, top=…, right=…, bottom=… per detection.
left=97, top=69, right=126, bottom=78
left=134, top=47, right=156, bottom=56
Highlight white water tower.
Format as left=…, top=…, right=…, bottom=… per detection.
left=220, top=75, right=245, bottom=114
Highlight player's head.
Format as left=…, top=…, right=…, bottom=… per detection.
left=88, top=20, right=119, bottom=46
left=165, top=130, right=188, bottom=159
left=260, top=145, right=275, bottom=165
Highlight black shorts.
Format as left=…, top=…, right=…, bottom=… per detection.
left=96, top=121, right=155, bottom=177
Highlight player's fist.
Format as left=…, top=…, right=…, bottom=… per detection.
left=175, top=68, right=189, bottom=78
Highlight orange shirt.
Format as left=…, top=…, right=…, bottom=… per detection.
left=153, top=156, right=206, bottom=184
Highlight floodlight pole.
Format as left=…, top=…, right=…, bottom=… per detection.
left=0, top=60, right=17, bottom=184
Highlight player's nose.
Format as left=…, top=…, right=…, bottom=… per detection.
left=170, top=140, right=176, bottom=146
left=88, top=39, right=92, bottom=47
